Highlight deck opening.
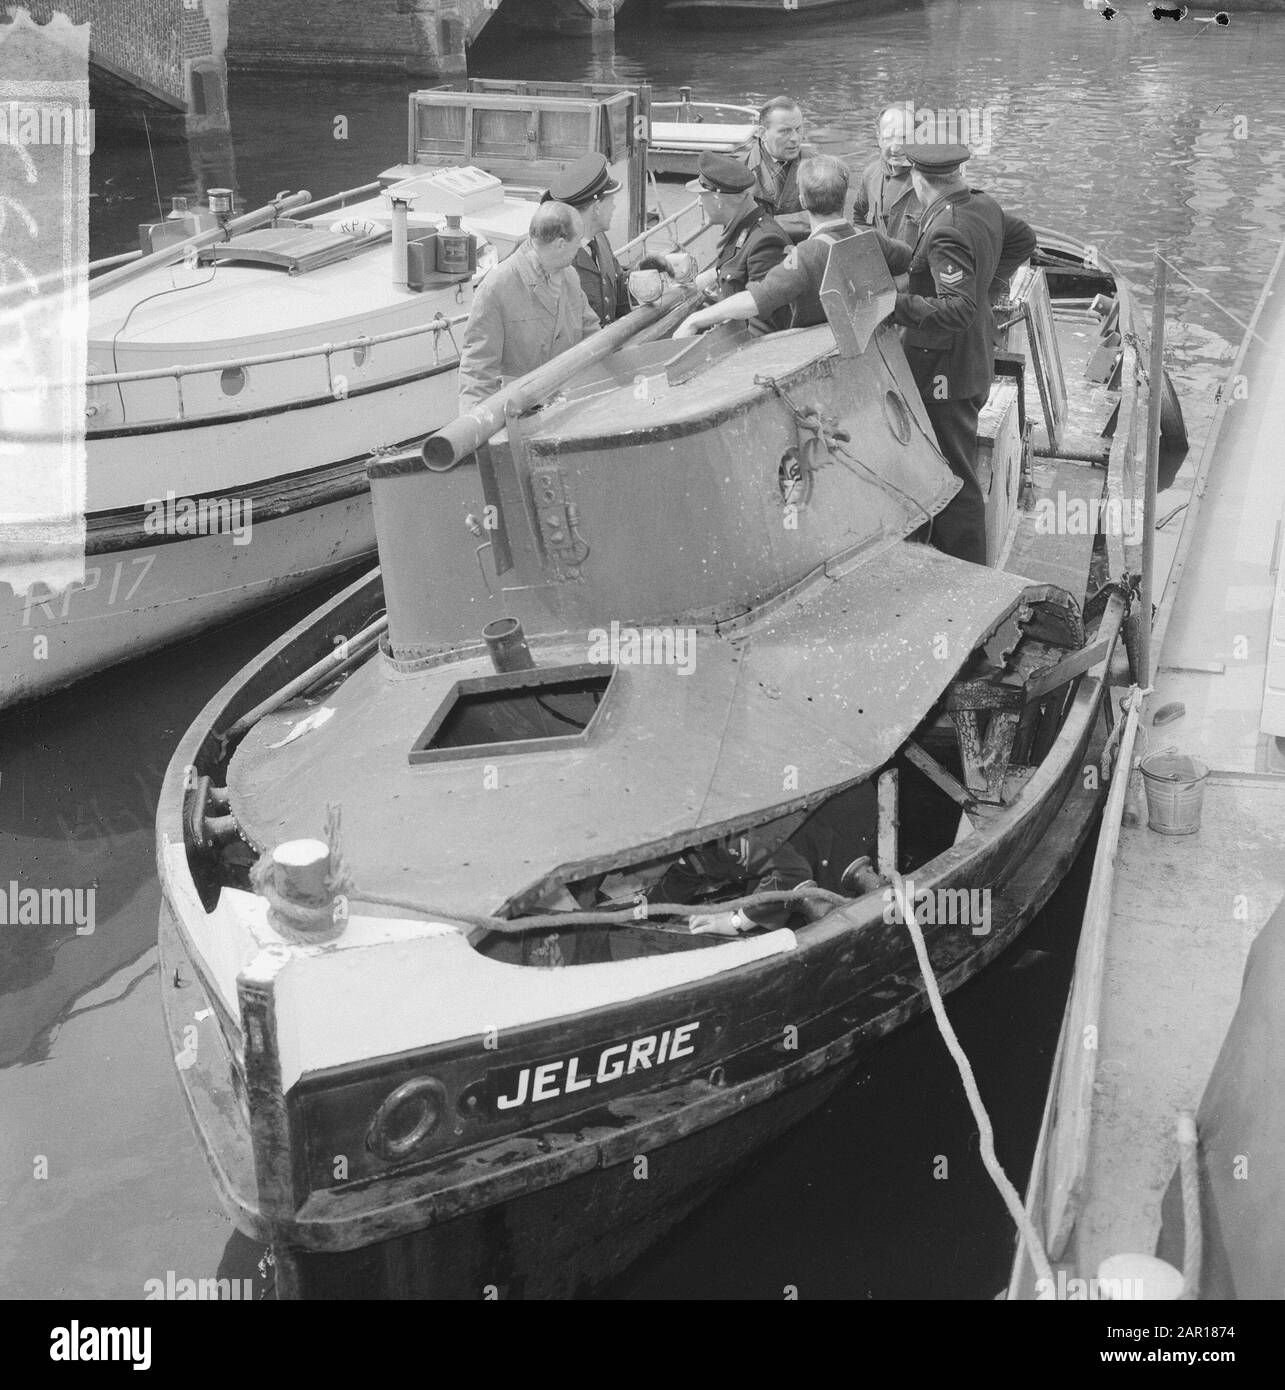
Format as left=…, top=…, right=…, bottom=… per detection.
left=409, top=664, right=614, bottom=765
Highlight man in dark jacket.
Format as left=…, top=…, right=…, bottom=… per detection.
left=852, top=104, right=923, bottom=245
left=542, top=152, right=629, bottom=326
left=893, top=143, right=1036, bottom=566
left=745, top=95, right=814, bottom=242
left=674, top=155, right=912, bottom=338
left=687, top=151, right=791, bottom=327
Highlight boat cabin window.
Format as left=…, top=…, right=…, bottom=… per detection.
left=474, top=108, right=531, bottom=160
left=537, top=109, right=596, bottom=160
left=416, top=104, right=467, bottom=157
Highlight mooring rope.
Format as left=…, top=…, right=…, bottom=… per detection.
left=347, top=884, right=849, bottom=936
left=1176, top=1110, right=1203, bottom=1300
left=888, top=869, right=1056, bottom=1293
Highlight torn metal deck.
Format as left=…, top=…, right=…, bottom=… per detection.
left=227, top=542, right=1036, bottom=917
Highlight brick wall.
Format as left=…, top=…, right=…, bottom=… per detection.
left=221, top=0, right=622, bottom=78
left=226, top=0, right=467, bottom=77
left=11, top=0, right=217, bottom=107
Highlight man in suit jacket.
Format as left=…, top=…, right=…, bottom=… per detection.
left=456, top=202, right=600, bottom=411
left=745, top=95, right=814, bottom=242
left=893, top=143, right=1036, bottom=565
left=852, top=104, right=923, bottom=245
left=674, top=155, right=912, bottom=338
left=542, top=153, right=630, bottom=327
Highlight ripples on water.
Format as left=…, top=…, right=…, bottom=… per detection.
left=4, top=0, right=1283, bottom=1300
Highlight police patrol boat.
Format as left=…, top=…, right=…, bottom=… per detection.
left=1, top=80, right=699, bottom=713
left=157, top=217, right=1170, bottom=1297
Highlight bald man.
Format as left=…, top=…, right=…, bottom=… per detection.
left=457, top=202, right=600, bottom=411
left=852, top=105, right=923, bottom=245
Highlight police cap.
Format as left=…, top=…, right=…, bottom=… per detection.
left=902, top=143, right=971, bottom=175
left=542, top=153, right=621, bottom=207
left=685, top=152, right=757, bottom=195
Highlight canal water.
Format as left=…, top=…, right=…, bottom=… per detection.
left=3, top=0, right=1284, bottom=1299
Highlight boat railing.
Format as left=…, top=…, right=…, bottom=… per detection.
left=10, top=192, right=704, bottom=426
left=618, top=195, right=707, bottom=266
left=79, top=312, right=469, bottom=424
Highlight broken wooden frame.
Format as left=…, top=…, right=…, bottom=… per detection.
left=1011, top=265, right=1068, bottom=453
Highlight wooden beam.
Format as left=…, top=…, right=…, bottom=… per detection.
left=1043, top=689, right=1145, bottom=1259
left=1024, top=638, right=1111, bottom=704
left=877, top=769, right=898, bottom=879
left=904, top=741, right=974, bottom=809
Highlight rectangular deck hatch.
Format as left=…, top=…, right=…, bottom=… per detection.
left=409, top=664, right=614, bottom=765
left=203, top=226, right=386, bottom=274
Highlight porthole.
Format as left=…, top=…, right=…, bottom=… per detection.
left=220, top=366, right=247, bottom=396
left=778, top=447, right=811, bottom=507
left=883, top=389, right=912, bottom=444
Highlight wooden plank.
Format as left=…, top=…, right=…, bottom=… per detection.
left=904, top=741, right=973, bottom=808
left=877, top=769, right=898, bottom=878
left=1024, top=638, right=1111, bottom=704
left=1004, top=457, right=1104, bottom=594
left=1043, top=684, right=1144, bottom=1259
left=1262, top=497, right=1285, bottom=735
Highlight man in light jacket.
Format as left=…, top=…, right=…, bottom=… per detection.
left=457, top=202, right=600, bottom=411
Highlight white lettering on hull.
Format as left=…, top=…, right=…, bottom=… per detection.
left=494, top=1021, right=701, bottom=1111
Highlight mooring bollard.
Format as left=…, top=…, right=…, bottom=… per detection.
left=255, top=838, right=347, bottom=942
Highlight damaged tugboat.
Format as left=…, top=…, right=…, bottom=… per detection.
left=158, top=222, right=1156, bottom=1297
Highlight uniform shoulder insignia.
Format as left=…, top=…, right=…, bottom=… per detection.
left=783, top=246, right=800, bottom=271
left=940, top=261, right=964, bottom=286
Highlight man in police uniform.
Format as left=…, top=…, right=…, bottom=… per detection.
left=687, top=151, right=791, bottom=324
left=852, top=104, right=922, bottom=245
left=745, top=95, right=814, bottom=241
left=893, top=143, right=1036, bottom=566
left=542, top=152, right=629, bottom=326
left=675, top=155, right=911, bottom=338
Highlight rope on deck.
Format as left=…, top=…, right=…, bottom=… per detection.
left=888, top=869, right=1056, bottom=1294
left=1177, top=1110, right=1203, bottom=1299
left=347, top=884, right=849, bottom=936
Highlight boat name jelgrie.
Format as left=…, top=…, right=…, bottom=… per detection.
left=492, top=1021, right=702, bottom=1112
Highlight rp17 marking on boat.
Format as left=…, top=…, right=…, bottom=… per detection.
left=492, top=1021, right=702, bottom=1112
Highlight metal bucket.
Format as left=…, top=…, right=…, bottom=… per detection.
left=1139, top=750, right=1209, bottom=835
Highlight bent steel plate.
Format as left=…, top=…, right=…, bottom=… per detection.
left=228, top=543, right=1042, bottom=918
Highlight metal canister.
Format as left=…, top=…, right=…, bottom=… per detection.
left=436, top=214, right=476, bottom=276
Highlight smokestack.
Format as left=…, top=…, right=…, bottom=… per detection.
left=390, top=194, right=410, bottom=289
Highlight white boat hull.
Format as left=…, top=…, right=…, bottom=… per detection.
left=1, top=351, right=460, bottom=711
left=1, top=488, right=375, bottom=712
